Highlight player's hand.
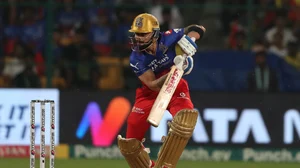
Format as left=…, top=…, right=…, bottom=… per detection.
left=173, top=55, right=194, bottom=75
left=183, top=56, right=194, bottom=75
left=177, top=35, right=197, bottom=56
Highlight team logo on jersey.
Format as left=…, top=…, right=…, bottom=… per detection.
left=164, top=30, right=172, bottom=35
left=135, top=17, right=144, bottom=28
left=173, top=28, right=181, bottom=33
left=130, top=62, right=139, bottom=70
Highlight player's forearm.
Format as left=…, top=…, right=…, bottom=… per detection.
left=149, top=73, right=169, bottom=92
left=156, top=73, right=169, bottom=88
left=184, top=25, right=206, bottom=40
left=187, top=31, right=200, bottom=40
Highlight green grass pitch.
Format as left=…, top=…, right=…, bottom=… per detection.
left=1, top=158, right=300, bottom=168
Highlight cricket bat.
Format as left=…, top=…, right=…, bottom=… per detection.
left=147, top=37, right=196, bottom=127
left=147, top=65, right=184, bottom=127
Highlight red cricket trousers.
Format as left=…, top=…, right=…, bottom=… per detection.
left=126, top=78, right=194, bottom=141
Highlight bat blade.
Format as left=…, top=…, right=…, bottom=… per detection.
left=147, top=66, right=184, bottom=127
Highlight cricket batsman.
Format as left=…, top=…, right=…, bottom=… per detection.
left=117, top=13, right=205, bottom=168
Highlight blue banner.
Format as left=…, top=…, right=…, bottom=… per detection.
left=185, top=51, right=300, bottom=92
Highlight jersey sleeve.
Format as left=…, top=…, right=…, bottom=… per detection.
left=163, top=28, right=185, bottom=43
left=129, top=52, right=150, bottom=77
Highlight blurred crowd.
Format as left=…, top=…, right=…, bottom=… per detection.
left=223, top=0, right=300, bottom=92
left=225, top=0, right=300, bottom=57
left=0, top=0, right=185, bottom=89
left=0, top=0, right=299, bottom=91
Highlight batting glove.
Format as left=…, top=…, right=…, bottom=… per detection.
left=173, top=55, right=194, bottom=75
left=177, top=35, right=197, bottom=56
left=183, top=56, right=194, bottom=75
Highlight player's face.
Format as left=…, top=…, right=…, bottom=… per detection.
left=129, top=32, right=155, bottom=51
left=134, top=32, right=153, bottom=45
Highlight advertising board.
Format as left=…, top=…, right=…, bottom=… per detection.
left=60, top=91, right=300, bottom=148
left=0, top=89, right=60, bottom=145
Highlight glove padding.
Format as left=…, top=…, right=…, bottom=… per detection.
left=177, top=35, right=197, bottom=56
left=183, top=56, right=193, bottom=75
left=173, top=55, right=194, bottom=76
